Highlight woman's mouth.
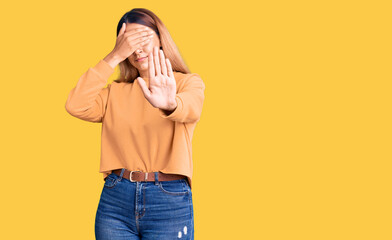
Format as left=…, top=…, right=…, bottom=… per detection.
left=136, top=57, right=148, bottom=62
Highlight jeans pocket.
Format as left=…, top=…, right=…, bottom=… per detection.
left=104, top=173, right=120, bottom=189
left=158, top=179, right=190, bottom=196
left=184, top=178, right=191, bottom=189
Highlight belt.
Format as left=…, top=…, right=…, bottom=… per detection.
left=112, top=169, right=186, bottom=182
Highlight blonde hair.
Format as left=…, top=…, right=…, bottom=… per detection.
left=113, top=8, right=191, bottom=83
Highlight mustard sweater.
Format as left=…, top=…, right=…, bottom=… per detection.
left=65, top=59, right=206, bottom=189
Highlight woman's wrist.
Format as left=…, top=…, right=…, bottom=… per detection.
left=103, top=52, right=122, bottom=69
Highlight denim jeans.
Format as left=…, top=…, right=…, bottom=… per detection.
left=95, top=168, right=194, bottom=240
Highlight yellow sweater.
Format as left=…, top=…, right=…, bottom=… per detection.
left=65, top=59, right=205, bottom=189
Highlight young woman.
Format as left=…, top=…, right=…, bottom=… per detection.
left=65, top=8, right=205, bottom=240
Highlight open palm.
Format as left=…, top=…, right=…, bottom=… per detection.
left=137, top=46, right=177, bottom=111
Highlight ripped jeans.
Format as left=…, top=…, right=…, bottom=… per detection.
left=95, top=169, right=194, bottom=240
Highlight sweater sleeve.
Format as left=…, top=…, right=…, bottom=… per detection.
left=65, top=59, right=115, bottom=123
left=158, top=73, right=206, bottom=123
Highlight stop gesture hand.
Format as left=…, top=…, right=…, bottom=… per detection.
left=137, top=46, right=177, bottom=112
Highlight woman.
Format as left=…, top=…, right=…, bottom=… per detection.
left=65, top=8, right=205, bottom=240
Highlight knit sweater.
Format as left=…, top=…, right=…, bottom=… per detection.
left=65, top=59, right=205, bottom=189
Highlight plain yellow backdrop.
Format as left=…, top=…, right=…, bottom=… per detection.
left=0, top=0, right=391, bottom=239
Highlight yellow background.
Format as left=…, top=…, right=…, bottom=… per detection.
left=0, top=0, right=391, bottom=239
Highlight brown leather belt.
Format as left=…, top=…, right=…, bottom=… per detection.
left=112, top=169, right=186, bottom=182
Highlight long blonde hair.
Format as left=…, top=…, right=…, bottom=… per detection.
left=113, top=8, right=191, bottom=83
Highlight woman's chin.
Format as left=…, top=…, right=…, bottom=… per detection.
left=138, top=64, right=149, bottom=70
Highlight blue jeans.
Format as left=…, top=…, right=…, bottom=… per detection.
left=95, top=168, right=194, bottom=239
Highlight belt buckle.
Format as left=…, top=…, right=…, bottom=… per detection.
left=130, top=171, right=140, bottom=182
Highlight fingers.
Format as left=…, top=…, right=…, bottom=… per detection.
left=148, top=46, right=172, bottom=80
left=166, top=57, right=174, bottom=79
left=119, top=25, right=142, bottom=38
left=148, top=51, right=155, bottom=79
left=118, top=23, right=126, bottom=37
left=153, top=46, right=161, bottom=76
left=124, top=27, right=154, bottom=42
left=159, top=49, right=167, bottom=76
left=134, top=35, right=152, bottom=47
left=137, top=77, right=151, bottom=99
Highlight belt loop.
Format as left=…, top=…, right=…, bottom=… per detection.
left=119, top=168, right=125, bottom=181
left=144, top=172, right=148, bottom=182
left=154, top=172, right=159, bottom=185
